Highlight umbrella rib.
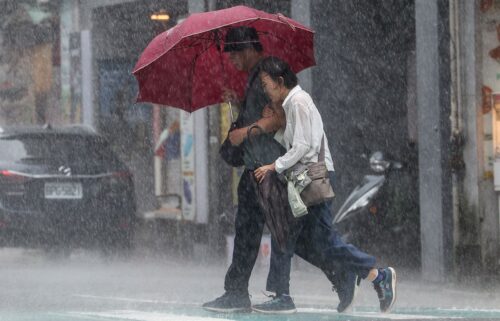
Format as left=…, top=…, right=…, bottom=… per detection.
left=168, top=31, right=223, bottom=53
left=170, top=39, right=211, bottom=52
left=134, top=35, right=215, bottom=74
left=188, top=42, right=216, bottom=109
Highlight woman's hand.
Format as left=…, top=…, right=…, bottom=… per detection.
left=262, top=105, right=274, bottom=118
left=254, top=163, right=276, bottom=183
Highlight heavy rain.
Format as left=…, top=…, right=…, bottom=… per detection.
left=0, top=0, right=499, bottom=320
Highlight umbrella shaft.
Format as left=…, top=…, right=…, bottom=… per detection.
left=229, top=102, right=234, bottom=123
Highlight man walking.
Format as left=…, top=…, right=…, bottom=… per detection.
left=202, top=26, right=359, bottom=314
left=202, top=26, right=284, bottom=313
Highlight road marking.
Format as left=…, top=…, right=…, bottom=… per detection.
left=73, top=294, right=500, bottom=320
left=341, top=312, right=461, bottom=320
left=73, top=294, right=199, bottom=306
left=68, top=308, right=465, bottom=321
left=297, top=308, right=462, bottom=319
left=437, top=308, right=500, bottom=313
left=71, top=311, right=234, bottom=321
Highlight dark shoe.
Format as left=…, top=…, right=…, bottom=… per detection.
left=252, top=294, right=297, bottom=314
left=373, top=267, right=397, bottom=313
left=332, top=270, right=360, bottom=313
left=202, top=291, right=251, bottom=313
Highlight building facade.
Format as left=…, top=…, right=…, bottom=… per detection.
left=1, top=0, right=498, bottom=279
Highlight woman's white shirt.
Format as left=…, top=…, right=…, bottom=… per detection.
left=274, top=85, right=335, bottom=174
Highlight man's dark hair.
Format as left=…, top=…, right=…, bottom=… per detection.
left=224, top=26, right=263, bottom=52
left=259, top=56, right=298, bottom=89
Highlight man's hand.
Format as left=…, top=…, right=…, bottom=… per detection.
left=254, top=163, right=276, bottom=183
left=228, top=127, right=246, bottom=146
left=222, top=88, right=239, bottom=105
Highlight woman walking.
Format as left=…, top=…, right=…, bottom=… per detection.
left=252, top=56, right=397, bottom=314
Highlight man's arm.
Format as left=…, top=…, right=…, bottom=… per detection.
left=258, top=103, right=286, bottom=131
left=228, top=103, right=285, bottom=145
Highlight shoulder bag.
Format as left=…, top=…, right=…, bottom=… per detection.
left=288, top=137, right=335, bottom=207
left=219, top=122, right=245, bottom=167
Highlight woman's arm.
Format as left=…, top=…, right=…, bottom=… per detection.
left=254, top=99, right=313, bottom=181
left=274, top=100, right=312, bottom=173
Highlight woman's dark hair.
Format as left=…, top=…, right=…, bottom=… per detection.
left=259, top=56, right=298, bottom=89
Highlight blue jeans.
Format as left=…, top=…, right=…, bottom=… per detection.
left=266, top=172, right=376, bottom=295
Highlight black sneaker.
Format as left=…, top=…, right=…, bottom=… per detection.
left=202, top=291, right=251, bottom=313
left=332, top=270, right=360, bottom=313
left=252, top=294, right=297, bottom=314
left=373, top=267, right=397, bottom=313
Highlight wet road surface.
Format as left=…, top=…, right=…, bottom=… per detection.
left=1, top=248, right=499, bottom=321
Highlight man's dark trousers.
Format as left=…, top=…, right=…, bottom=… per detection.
left=224, top=169, right=266, bottom=293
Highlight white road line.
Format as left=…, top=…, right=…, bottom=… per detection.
left=73, top=294, right=199, bottom=306
left=69, top=309, right=464, bottom=321
left=75, top=294, right=498, bottom=320
left=298, top=308, right=462, bottom=319
left=333, top=311, right=462, bottom=319
left=70, top=311, right=233, bottom=321
left=437, top=307, right=500, bottom=313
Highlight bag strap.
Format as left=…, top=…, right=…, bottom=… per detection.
left=319, top=136, right=325, bottom=162
left=246, top=124, right=265, bottom=168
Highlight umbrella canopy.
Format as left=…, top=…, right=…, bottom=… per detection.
left=132, top=5, right=315, bottom=112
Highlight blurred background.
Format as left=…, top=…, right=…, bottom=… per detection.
left=0, top=0, right=498, bottom=285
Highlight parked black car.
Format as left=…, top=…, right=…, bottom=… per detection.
left=0, top=125, right=136, bottom=252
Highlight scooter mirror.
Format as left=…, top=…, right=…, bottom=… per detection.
left=369, top=151, right=390, bottom=172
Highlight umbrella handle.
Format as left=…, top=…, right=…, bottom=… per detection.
left=246, top=124, right=265, bottom=168
left=247, top=123, right=265, bottom=139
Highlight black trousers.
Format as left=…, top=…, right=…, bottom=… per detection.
left=224, top=169, right=266, bottom=293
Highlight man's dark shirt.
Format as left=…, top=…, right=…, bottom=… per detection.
left=235, top=61, right=285, bottom=170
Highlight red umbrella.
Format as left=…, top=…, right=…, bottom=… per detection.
left=132, top=5, right=315, bottom=112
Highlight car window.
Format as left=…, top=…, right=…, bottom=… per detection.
left=0, top=134, right=122, bottom=167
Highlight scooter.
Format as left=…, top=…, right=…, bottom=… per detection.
left=332, top=151, right=402, bottom=247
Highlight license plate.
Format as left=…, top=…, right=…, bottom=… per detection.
left=44, top=182, right=83, bottom=199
